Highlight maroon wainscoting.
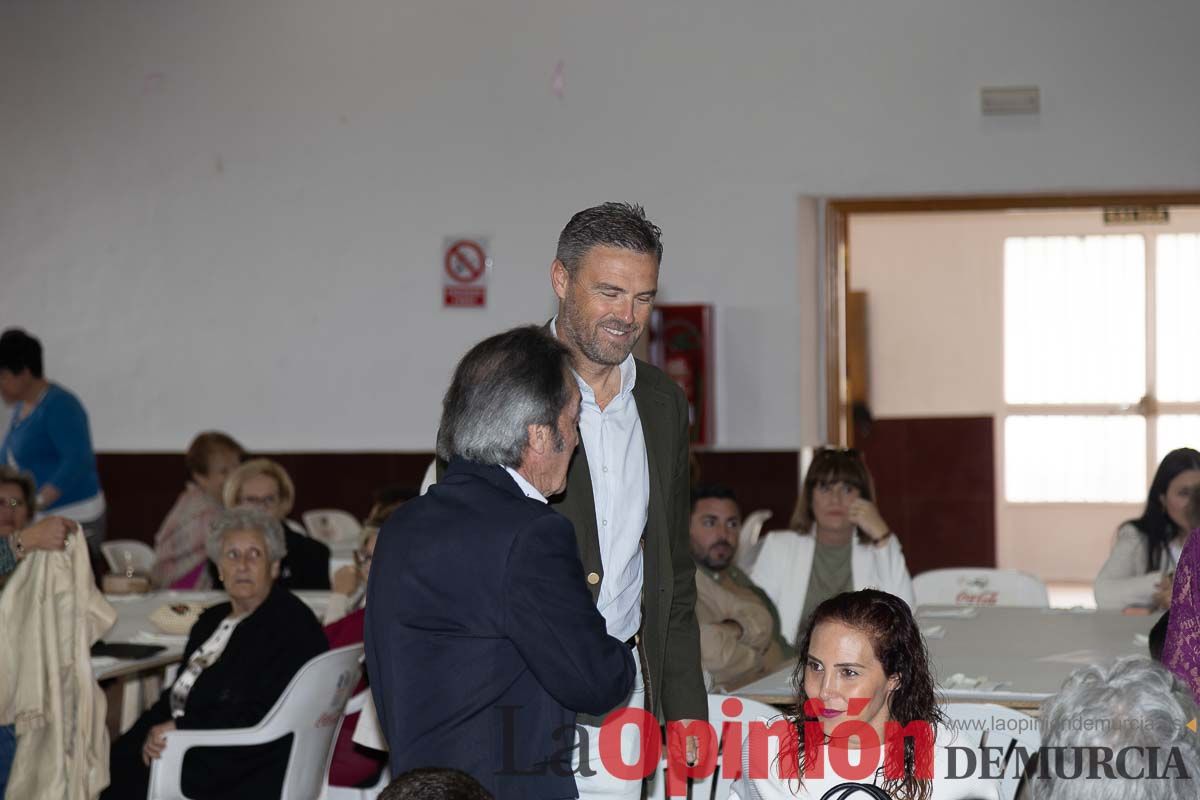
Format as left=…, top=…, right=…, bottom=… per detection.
left=691, top=450, right=801, bottom=528
left=96, top=452, right=435, bottom=544
left=100, top=432, right=988, bottom=575
left=856, top=416, right=996, bottom=574
left=97, top=450, right=804, bottom=547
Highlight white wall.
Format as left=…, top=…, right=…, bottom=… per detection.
left=849, top=208, right=1200, bottom=581
left=3, top=1, right=1200, bottom=451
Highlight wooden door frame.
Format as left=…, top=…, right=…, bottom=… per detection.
left=823, top=192, right=1200, bottom=445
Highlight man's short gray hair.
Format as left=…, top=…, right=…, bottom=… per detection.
left=1033, top=656, right=1200, bottom=799
left=436, top=326, right=572, bottom=469
left=206, top=508, right=288, bottom=563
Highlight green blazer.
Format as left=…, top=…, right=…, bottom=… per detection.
left=549, top=359, right=707, bottom=723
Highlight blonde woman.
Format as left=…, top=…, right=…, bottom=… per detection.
left=219, top=459, right=330, bottom=590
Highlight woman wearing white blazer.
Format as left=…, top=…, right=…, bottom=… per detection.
left=737, top=447, right=914, bottom=647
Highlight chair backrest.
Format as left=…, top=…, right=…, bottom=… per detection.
left=646, top=694, right=784, bottom=800
left=322, top=690, right=391, bottom=800
left=265, top=644, right=365, bottom=799
left=303, top=510, right=363, bottom=547
left=100, top=539, right=156, bottom=576
left=913, top=568, right=1049, bottom=608
left=734, top=510, right=774, bottom=573
left=941, top=703, right=1041, bottom=800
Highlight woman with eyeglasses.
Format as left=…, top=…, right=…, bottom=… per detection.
left=323, top=492, right=411, bottom=626
left=737, top=447, right=914, bottom=648
left=0, top=465, right=76, bottom=797
left=102, top=508, right=328, bottom=800
left=322, top=494, right=411, bottom=789
left=0, top=465, right=75, bottom=585
left=216, top=458, right=331, bottom=590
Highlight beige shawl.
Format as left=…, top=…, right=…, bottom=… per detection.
left=0, top=534, right=117, bottom=799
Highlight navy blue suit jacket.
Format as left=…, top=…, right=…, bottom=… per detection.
left=365, top=458, right=637, bottom=799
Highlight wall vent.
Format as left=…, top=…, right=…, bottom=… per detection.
left=981, top=86, right=1040, bottom=115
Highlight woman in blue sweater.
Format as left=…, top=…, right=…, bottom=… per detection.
left=0, top=329, right=105, bottom=562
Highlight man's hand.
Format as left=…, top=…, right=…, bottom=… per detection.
left=721, top=619, right=745, bottom=640
left=667, top=718, right=701, bottom=767
left=141, top=720, right=176, bottom=765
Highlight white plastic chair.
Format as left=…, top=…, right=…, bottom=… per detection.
left=913, top=568, right=1049, bottom=608
left=148, top=643, right=364, bottom=800
left=733, top=510, right=774, bottom=574
left=322, top=691, right=390, bottom=800
left=941, top=703, right=1040, bottom=800
left=645, top=694, right=782, bottom=800
left=100, top=539, right=156, bottom=576
left=303, top=510, right=363, bottom=547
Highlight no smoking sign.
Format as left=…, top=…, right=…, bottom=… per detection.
left=443, top=237, right=491, bottom=308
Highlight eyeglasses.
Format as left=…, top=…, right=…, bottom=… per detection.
left=239, top=494, right=279, bottom=509
left=0, top=497, right=26, bottom=510
left=222, top=546, right=266, bottom=564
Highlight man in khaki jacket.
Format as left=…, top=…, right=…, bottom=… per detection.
left=690, top=486, right=792, bottom=691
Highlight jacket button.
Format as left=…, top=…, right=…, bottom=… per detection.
left=587, top=572, right=601, bottom=586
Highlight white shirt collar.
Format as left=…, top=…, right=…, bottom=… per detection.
left=504, top=467, right=547, bottom=504
left=549, top=316, right=638, bottom=399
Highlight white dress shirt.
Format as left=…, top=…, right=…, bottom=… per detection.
left=504, top=467, right=547, bottom=504
left=551, top=318, right=650, bottom=643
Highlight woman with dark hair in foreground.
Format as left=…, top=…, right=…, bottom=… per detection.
left=731, top=590, right=998, bottom=800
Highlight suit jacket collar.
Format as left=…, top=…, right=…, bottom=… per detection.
left=543, top=318, right=675, bottom=594
left=445, top=458, right=528, bottom=502
left=633, top=361, right=671, bottom=550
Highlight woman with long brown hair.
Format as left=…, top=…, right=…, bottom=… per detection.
left=731, top=590, right=999, bottom=799
left=738, top=447, right=914, bottom=648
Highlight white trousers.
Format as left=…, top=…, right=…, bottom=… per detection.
left=573, top=650, right=648, bottom=799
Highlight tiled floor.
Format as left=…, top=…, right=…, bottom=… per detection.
left=1046, top=581, right=1097, bottom=609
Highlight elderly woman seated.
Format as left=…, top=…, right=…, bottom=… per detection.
left=216, top=458, right=330, bottom=590
left=102, top=509, right=328, bottom=800
left=1030, top=657, right=1200, bottom=800
left=151, top=431, right=245, bottom=589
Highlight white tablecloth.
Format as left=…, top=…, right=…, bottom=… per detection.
left=94, top=590, right=331, bottom=680
left=734, top=605, right=1157, bottom=707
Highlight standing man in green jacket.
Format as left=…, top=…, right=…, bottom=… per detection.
left=547, top=202, right=706, bottom=797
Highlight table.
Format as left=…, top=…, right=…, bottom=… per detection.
left=94, top=590, right=331, bottom=732
left=734, top=605, right=1156, bottom=710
